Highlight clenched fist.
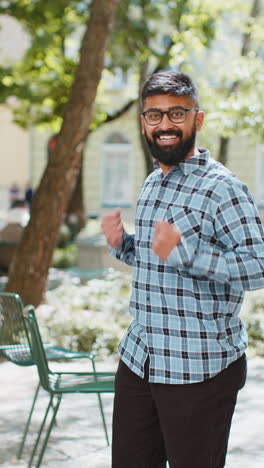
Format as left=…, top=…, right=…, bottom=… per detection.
left=101, top=208, right=124, bottom=248
left=152, top=221, right=181, bottom=260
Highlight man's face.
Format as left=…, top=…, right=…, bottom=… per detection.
left=141, top=94, right=204, bottom=166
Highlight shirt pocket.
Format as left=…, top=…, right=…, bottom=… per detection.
left=164, top=204, right=203, bottom=245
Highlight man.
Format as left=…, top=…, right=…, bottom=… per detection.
left=101, top=71, right=264, bottom=468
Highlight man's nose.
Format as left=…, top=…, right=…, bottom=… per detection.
left=158, top=113, right=175, bottom=130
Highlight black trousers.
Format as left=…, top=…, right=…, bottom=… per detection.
left=112, top=354, right=247, bottom=468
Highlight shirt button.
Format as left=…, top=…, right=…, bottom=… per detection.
left=146, top=295, right=150, bottom=302
left=154, top=200, right=160, bottom=208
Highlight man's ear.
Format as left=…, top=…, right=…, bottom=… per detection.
left=195, top=111, right=205, bottom=131
left=140, top=114, right=146, bottom=135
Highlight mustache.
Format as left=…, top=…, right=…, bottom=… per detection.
left=152, top=129, right=183, bottom=139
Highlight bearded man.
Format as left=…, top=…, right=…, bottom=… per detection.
left=101, top=71, right=264, bottom=468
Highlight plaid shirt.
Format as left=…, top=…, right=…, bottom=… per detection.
left=111, top=149, right=264, bottom=384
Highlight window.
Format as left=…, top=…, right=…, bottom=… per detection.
left=101, top=133, right=132, bottom=207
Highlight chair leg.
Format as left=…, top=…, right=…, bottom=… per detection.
left=17, top=381, right=41, bottom=459
left=34, top=395, right=62, bottom=468
left=91, top=360, right=110, bottom=446
left=97, top=393, right=109, bottom=446
left=28, top=394, right=60, bottom=468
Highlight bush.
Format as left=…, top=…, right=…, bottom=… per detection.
left=57, top=223, right=71, bottom=248
left=52, top=244, right=78, bottom=268
left=36, top=269, right=264, bottom=360
left=241, top=290, right=264, bottom=357
left=37, top=269, right=132, bottom=359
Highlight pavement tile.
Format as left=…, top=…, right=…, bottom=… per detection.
left=0, top=356, right=263, bottom=467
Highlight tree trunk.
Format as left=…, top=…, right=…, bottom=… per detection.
left=137, top=60, right=154, bottom=176
left=217, top=136, right=230, bottom=166
left=217, top=0, right=261, bottom=165
left=66, top=150, right=86, bottom=235
left=6, top=0, right=119, bottom=306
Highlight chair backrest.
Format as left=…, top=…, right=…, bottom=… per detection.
left=0, top=292, right=33, bottom=365
left=24, top=307, right=51, bottom=392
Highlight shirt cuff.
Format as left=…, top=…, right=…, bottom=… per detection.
left=109, top=231, right=129, bottom=258
left=166, top=236, right=196, bottom=267
left=190, top=247, right=229, bottom=282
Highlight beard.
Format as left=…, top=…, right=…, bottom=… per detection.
left=144, top=123, right=197, bottom=166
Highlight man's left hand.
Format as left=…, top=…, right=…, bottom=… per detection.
left=152, top=221, right=181, bottom=260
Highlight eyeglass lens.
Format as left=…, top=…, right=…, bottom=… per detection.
left=145, top=108, right=187, bottom=124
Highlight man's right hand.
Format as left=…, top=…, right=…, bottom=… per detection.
left=101, top=208, right=124, bottom=248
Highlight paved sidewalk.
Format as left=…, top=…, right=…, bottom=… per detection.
left=0, top=356, right=264, bottom=467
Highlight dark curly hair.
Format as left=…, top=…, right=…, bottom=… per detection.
left=141, top=71, right=199, bottom=107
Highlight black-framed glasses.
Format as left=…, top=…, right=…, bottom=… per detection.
left=141, top=106, right=198, bottom=126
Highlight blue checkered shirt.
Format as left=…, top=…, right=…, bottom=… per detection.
left=111, top=149, right=264, bottom=384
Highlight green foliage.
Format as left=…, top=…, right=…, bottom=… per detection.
left=0, top=0, right=89, bottom=128
left=52, top=244, right=78, bottom=269
left=52, top=224, right=78, bottom=269
left=0, top=0, right=90, bottom=26
left=203, top=58, right=264, bottom=140
left=195, top=0, right=264, bottom=143
left=0, top=0, right=263, bottom=143
left=0, top=0, right=219, bottom=129
left=108, top=0, right=217, bottom=71
left=57, top=223, right=71, bottom=248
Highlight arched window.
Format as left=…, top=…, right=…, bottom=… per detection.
left=101, top=133, right=132, bottom=207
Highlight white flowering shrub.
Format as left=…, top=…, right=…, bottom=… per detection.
left=36, top=269, right=264, bottom=359
left=240, top=290, right=264, bottom=356
left=36, top=269, right=132, bottom=359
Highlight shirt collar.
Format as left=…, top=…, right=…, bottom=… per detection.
left=153, top=148, right=210, bottom=176
left=179, top=148, right=210, bottom=175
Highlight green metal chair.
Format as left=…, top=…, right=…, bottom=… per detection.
left=0, top=292, right=112, bottom=458
left=24, top=306, right=115, bottom=468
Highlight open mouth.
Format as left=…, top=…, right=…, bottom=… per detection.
left=157, top=134, right=179, bottom=146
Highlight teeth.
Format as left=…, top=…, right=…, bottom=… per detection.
left=159, top=135, right=177, bottom=140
